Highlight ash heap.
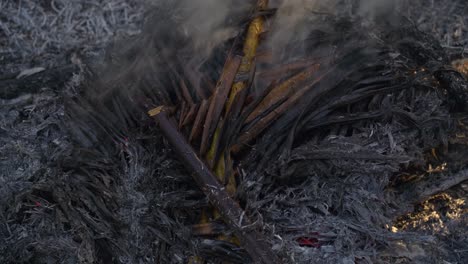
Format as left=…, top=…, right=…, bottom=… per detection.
left=1, top=1, right=467, bottom=263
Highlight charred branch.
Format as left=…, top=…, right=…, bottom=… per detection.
left=149, top=106, right=281, bottom=264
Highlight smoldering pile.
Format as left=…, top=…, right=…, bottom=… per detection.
left=1, top=0, right=467, bottom=263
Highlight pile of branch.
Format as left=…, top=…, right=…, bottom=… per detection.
left=144, top=2, right=468, bottom=263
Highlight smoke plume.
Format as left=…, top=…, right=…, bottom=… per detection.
left=177, top=0, right=252, bottom=56
left=267, top=0, right=398, bottom=61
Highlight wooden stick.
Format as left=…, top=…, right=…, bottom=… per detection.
left=149, top=106, right=281, bottom=264
left=182, top=103, right=198, bottom=127
left=205, top=0, right=269, bottom=166
left=200, top=56, right=242, bottom=155
left=257, top=58, right=321, bottom=80
left=189, top=99, right=209, bottom=143
left=245, top=64, right=320, bottom=124
left=233, top=70, right=328, bottom=153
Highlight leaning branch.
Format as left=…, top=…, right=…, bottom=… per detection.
left=148, top=106, right=281, bottom=264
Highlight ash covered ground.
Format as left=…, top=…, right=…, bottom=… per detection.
left=1, top=1, right=467, bottom=263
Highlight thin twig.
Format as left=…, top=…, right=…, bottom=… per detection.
left=190, top=99, right=209, bottom=143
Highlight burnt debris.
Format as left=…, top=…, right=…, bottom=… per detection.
left=1, top=1, right=468, bottom=263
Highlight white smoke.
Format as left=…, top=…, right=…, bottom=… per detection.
left=178, top=0, right=252, bottom=56
left=267, top=0, right=335, bottom=59
left=267, top=0, right=398, bottom=60
left=358, top=0, right=397, bottom=18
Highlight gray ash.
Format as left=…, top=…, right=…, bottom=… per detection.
left=1, top=1, right=467, bottom=263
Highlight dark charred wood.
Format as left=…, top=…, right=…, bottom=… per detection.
left=182, top=103, right=199, bottom=127
left=190, top=99, right=210, bottom=143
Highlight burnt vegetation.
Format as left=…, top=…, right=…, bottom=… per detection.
left=1, top=0, right=467, bottom=263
